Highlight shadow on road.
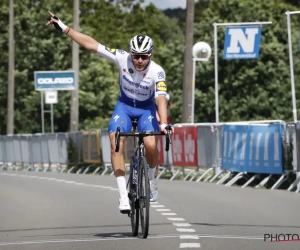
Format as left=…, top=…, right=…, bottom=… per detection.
left=0, top=222, right=170, bottom=234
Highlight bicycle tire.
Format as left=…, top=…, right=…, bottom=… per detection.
left=129, top=157, right=139, bottom=236
left=138, top=156, right=150, bottom=238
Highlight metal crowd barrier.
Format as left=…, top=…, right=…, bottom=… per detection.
left=19, top=135, right=32, bottom=170
left=161, top=123, right=223, bottom=182
left=154, top=120, right=298, bottom=192
left=156, top=132, right=175, bottom=179
left=219, top=121, right=286, bottom=188
left=74, top=130, right=102, bottom=174
left=0, top=136, right=6, bottom=169
left=99, top=129, right=112, bottom=175
left=1, top=120, right=299, bottom=192
left=0, top=133, right=69, bottom=172
left=75, top=129, right=134, bottom=176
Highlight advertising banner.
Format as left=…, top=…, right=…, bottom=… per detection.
left=157, top=136, right=164, bottom=165
left=221, top=124, right=283, bottom=174
left=222, top=125, right=248, bottom=172
left=34, top=71, right=76, bottom=91
left=82, top=130, right=101, bottom=164
left=223, top=26, right=262, bottom=60
left=245, top=124, right=283, bottom=174
left=172, top=126, right=198, bottom=167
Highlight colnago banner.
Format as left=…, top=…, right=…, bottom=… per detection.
left=34, top=71, right=76, bottom=91
left=223, top=26, right=262, bottom=60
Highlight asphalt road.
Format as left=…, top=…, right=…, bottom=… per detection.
left=0, top=170, right=299, bottom=250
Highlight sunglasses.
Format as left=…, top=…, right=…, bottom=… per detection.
left=131, top=54, right=151, bottom=60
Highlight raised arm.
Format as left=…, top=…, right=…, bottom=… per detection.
left=46, top=11, right=99, bottom=52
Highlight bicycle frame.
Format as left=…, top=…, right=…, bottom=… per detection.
left=130, top=127, right=145, bottom=187
left=115, top=121, right=171, bottom=238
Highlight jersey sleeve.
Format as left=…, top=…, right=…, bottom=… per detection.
left=97, top=44, right=128, bottom=66
left=154, top=68, right=168, bottom=98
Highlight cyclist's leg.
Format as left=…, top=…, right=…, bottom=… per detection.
left=137, top=103, right=159, bottom=168
left=137, top=105, right=159, bottom=201
left=108, top=102, right=132, bottom=209
left=137, top=104, right=159, bottom=178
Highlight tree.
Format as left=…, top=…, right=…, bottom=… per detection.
left=283, top=0, right=300, bottom=7
left=0, top=0, right=185, bottom=133
left=192, top=0, right=300, bottom=122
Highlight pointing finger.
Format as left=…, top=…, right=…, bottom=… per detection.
left=48, top=10, right=54, bottom=17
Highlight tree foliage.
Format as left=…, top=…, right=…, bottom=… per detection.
left=192, top=0, right=300, bottom=122
left=1, top=0, right=300, bottom=134
left=0, top=0, right=183, bottom=133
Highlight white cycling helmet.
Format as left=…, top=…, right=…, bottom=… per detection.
left=129, top=35, right=154, bottom=54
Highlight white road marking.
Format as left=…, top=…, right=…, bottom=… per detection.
left=173, top=223, right=191, bottom=227
left=0, top=172, right=205, bottom=249
left=156, top=209, right=171, bottom=212
left=180, top=243, right=200, bottom=248
left=0, top=234, right=264, bottom=247
left=167, top=218, right=185, bottom=221
left=0, top=235, right=180, bottom=246
left=180, top=235, right=199, bottom=239
left=177, top=228, right=196, bottom=233
left=0, top=173, right=117, bottom=191
left=74, top=183, right=87, bottom=186
left=151, top=205, right=165, bottom=208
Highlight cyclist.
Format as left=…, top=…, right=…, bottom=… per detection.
left=46, top=11, right=173, bottom=213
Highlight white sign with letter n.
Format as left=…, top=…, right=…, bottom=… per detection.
left=223, top=26, right=262, bottom=60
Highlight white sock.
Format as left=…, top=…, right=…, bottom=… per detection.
left=148, top=167, right=156, bottom=181
left=116, top=176, right=127, bottom=198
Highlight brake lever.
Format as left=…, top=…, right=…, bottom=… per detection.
left=165, top=127, right=172, bottom=151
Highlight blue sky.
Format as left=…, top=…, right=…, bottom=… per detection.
left=142, top=0, right=187, bottom=10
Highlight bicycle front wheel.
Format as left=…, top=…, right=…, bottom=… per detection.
left=129, top=157, right=139, bottom=236
left=138, top=156, right=150, bottom=238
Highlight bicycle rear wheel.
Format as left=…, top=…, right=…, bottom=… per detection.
left=129, top=157, right=139, bottom=236
left=138, top=156, right=150, bottom=238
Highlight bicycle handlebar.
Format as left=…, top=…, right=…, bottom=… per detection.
left=115, top=126, right=172, bottom=153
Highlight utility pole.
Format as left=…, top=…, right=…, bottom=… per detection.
left=7, top=0, right=14, bottom=134
left=182, top=0, right=194, bottom=123
left=70, top=0, right=79, bottom=131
